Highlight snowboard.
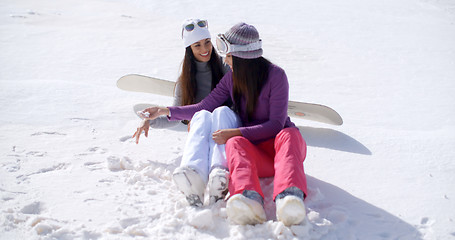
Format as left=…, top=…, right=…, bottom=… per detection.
left=118, top=74, right=343, bottom=125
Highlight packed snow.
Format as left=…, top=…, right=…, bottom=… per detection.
left=1, top=0, right=455, bottom=239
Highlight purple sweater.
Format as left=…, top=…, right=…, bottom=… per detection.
left=168, top=64, right=295, bottom=143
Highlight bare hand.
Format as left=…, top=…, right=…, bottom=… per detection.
left=138, top=106, right=167, bottom=120
left=212, top=128, right=241, bottom=145
left=133, top=106, right=169, bottom=144
left=132, top=119, right=150, bottom=144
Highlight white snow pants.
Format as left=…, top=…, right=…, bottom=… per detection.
left=180, top=106, right=241, bottom=184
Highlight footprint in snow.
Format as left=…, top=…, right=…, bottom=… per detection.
left=26, top=151, right=47, bottom=157
left=84, top=161, right=104, bottom=171
left=10, top=15, right=27, bottom=18
left=76, top=147, right=107, bottom=156
left=2, top=162, right=20, bottom=172
left=31, top=132, right=66, bottom=136
left=10, top=10, right=42, bottom=19
left=70, top=117, right=90, bottom=122
left=17, top=162, right=68, bottom=182
left=417, top=217, right=435, bottom=237
left=119, top=135, right=133, bottom=142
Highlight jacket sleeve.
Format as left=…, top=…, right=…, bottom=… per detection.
left=167, top=72, right=232, bottom=121
left=149, top=81, right=182, bottom=129
left=239, top=67, right=289, bottom=143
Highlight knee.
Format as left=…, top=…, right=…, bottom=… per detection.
left=226, top=136, right=249, bottom=153
left=212, top=106, right=239, bottom=126
left=213, top=106, right=230, bottom=113
left=226, top=136, right=251, bottom=167
left=189, top=110, right=212, bottom=134
left=192, top=110, right=211, bottom=122
left=276, top=127, right=307, bottom=149
left=212, top=106, right=235, bottom=117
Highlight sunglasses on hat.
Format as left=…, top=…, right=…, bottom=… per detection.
left=181, top=19, right=208, bottom=38
left=216, top=34, right=262, bottom=57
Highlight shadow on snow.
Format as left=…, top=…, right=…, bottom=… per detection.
left=297, top=126, right=372, bottom=155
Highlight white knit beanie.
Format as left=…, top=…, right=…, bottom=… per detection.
left=182, top=19, right=211, bottom=48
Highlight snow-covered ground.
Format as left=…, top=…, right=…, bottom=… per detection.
left=1, top=0, right=455, bottom=239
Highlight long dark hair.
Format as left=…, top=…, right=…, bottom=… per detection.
left=177, top=46, right=224, bottom=106
left=232, top=56, right=272, bottom=121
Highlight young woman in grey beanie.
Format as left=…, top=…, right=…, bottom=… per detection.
left=138, top=22, right=308, bottom=226
left=134, top=19, right=238, bottom=207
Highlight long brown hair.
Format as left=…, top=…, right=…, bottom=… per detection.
left=177, top=46, right=224, bottom=106
left=232, top=56, right=272, bottom=121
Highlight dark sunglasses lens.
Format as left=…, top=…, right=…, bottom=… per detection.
left=185, top=24, right=195, bottom=31
left=197, top=21, right=207, bottom=28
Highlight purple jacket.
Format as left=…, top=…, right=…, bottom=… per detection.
left=168, top=64, right=295, bottom=143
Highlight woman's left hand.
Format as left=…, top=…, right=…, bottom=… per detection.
left=212, top=128, right=242, bottom=145
left=132, top=119, right=150, bottom=144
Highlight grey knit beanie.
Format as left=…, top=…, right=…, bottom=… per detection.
left=225, top=22, right=263, bottom=59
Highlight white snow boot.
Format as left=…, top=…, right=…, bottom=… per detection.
left=276, top=195, right=306, bottom=226
left=172, top=166, right=205, bottom=207
left=226, top=192, right=266, bottom=225
left=207, top=168, right=229, bottom=204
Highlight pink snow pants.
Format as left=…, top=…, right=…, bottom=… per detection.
left=226, top=127, right=307, bottom=200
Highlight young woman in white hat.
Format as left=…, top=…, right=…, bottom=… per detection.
left=134, top=19, right=239, bottom=207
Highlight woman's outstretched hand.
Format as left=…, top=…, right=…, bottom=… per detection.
left=138, top=106, right=170, bottom=120
left=132, top=119, right=150, bottom=144
left=132, top=106, right=170, bottom=144
left=212, top=128, right=242, bottom=145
